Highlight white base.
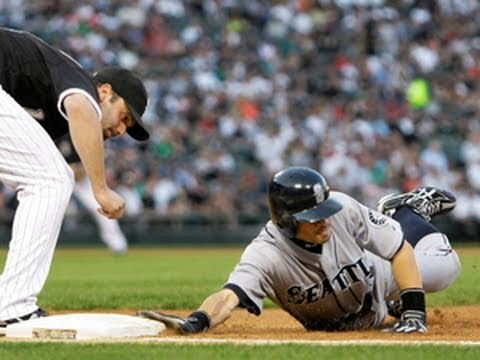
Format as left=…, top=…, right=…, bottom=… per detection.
left=5, top=313, right=166, bottom=340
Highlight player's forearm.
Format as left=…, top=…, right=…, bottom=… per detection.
left=198, top=289, right=240, bottom=328
left=391, top=241, right=422, bottom=290
left=64, top=94, right=106, bottom=192
left=389, top=241, right=427, bottom=333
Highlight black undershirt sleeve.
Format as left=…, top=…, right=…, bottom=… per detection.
left=224, top=283, right=261, bottom=316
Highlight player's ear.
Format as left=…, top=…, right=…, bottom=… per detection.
left=97, top=83, right=113, bottom=102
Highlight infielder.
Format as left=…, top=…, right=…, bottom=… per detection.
left=141, top=167, right=461, bottom=333
left=55, top=134, right=128, bottom=255
left=0, top=27, right=148, bottom=328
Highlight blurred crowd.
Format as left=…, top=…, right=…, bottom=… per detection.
left=1, top=0, right=480, bottom=236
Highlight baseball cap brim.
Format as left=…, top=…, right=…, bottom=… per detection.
left=126, top=103, right=149, bottom=141
left=293, top=197, right=343, bottom=223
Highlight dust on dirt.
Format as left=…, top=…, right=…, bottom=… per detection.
left=2, top=305, right=479, bottom=342
left=157, top=305, right=480, bottom=342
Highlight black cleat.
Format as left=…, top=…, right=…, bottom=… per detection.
left=0, top=308, right=48, bottom=329
left=377, top=187, right=456, bottom=221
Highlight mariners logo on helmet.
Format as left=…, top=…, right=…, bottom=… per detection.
left=313, top=183, right=326, bottom=204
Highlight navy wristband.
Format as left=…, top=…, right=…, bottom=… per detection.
left=400, top=288, right=426, bottom=313
left=181, top=310, right=211, bottom=333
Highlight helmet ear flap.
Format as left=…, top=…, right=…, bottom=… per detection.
left=277, top=214, right=298, bottom=239
left=268, top=192, right=298, bottom=238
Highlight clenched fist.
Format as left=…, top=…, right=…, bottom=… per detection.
left=94, top=187, right=125, bottom=219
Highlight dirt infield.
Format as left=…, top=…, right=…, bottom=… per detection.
left=158, top=305, right=480, bottom=342
left=1, top=305, right=479, bottom=343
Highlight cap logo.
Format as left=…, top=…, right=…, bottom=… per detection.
left=313, top=183, right=325, bottom=204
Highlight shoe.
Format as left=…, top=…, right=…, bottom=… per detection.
left=111, top=246, right=128, bottom=256
left=377, top=187, right=456, bottom=221
left=0, top=308, right=48, bottom=329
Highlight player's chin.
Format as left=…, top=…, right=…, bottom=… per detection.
left=315, top=231, right=331, bottom=244
left=298, top=233, right=330, bottom=245
left=313, top=237, right=330, bottom=245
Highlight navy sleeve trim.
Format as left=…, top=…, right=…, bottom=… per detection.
left=224, top=283, right=261, bottom=316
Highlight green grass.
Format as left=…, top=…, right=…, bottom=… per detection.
left=0, top=246, right=478, bottom=310
left=38, top=246, right=480, bottom=310
left=0, top=245, right=479, bottom=358
left=39, top=247, right=243, bottom=310
left=0, top=343, right=479, bottom=360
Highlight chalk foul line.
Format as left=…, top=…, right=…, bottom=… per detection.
left=137, top=337, right=480, bottom=346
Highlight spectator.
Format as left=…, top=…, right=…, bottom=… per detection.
left=1, top=0, right=480, bottom=240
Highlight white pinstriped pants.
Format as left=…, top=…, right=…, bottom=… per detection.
left=0, top=86, right=74, bottom=320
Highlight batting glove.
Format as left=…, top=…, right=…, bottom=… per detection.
left=384, top=288, right=427, bottom=334
left=387, top=310, right=427, bottom=333
left=138, top=310, right=210, bottom=334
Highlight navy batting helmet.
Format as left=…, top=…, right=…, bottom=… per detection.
left=267, top=167, right=343, bottom=238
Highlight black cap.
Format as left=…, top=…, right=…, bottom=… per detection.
left=92, top=67, right=150, bottom=141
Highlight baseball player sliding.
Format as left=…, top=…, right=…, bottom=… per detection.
left=0, top=27, right=148, bottom=328
left=141, top=167, right=461, bottom=333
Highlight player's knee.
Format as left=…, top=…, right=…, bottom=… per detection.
left=439, top=250, right=461, bottom=290
left=422, top=251, right=461, bottom=292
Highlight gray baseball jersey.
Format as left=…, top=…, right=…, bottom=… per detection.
left=224, top=191, right=404, bottom=331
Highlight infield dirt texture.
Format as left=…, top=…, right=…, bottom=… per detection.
left=155, top=305, right=480, bottom=343
left=1, top=306, right=479, bottom=344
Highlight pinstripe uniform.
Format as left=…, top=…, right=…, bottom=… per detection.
left=0, top=28, right=101, bottom=320
left=224, top=192, right=461, bottom=331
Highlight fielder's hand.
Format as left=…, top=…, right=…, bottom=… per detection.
left=138, top=310, right=210, bottom=334
left=94, top=187, right=125, bottom=219
left=385, top=310, right=427, bottom=333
